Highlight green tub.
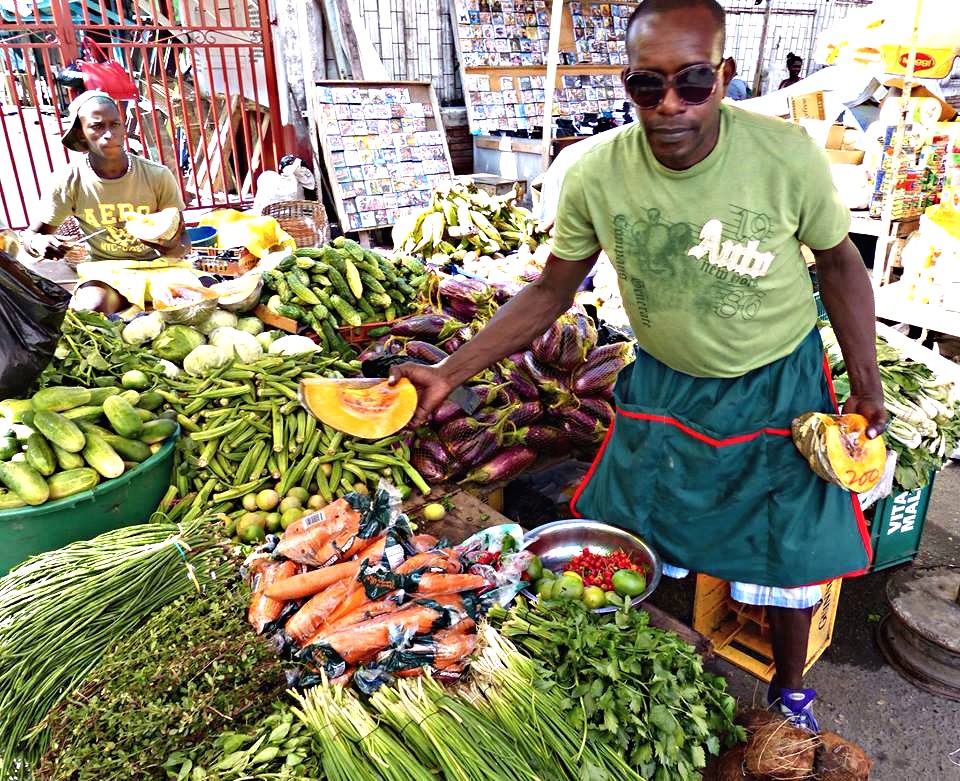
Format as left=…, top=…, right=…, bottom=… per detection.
left=0, top=433, right=178, bottom=575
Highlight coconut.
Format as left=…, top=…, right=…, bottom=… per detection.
left=815, top=732, right=872, bottom=781
left=743, top=721, right=819, bottom=780
left=703, top=745, right=764, bottom=781
left=734, top=708, right=783, bottom=737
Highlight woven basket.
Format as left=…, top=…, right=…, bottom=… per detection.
left=261, top=199, right=330, bottom=248
left=55, top=217, right=90, bottom=269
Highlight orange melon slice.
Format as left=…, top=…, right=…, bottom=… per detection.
left=791, top=412, right=886, bottom=492
left=299, top=378, right=418, bottom=440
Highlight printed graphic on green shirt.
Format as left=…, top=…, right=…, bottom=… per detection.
left=79, top=203, right=155, bottom=256
left=612, top=202, right=778, bottom=327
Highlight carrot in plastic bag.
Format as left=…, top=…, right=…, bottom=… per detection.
left=274, top=498, right=361, bottom=566
left=395, top=551, right=462, bottom=575
left=285, top=578, right=358, bottom=646
left=264, top=537, right=387, bottom=601
left=415, top=573, right=487, bottom=596
left=318, top=603, right=448, bottom=665
left=304, top=597, right=401, bottom=646
left=248, top=560, right=298, bottom=634
left=409, top=533, right=439, bottom=552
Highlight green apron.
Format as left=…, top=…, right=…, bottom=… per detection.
left=571, top=328, right=871, bottom=587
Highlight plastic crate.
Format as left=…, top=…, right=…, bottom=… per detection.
left=866, top=471, right=937, bottom=572
left=338, top=320, right=401, bottom=347
left=0, top=434, right=178, bottom=575
left=693, top=574, right=842, bottom=682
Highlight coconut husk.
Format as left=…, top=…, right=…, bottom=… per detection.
left=703, top=745, right=765, bottom=781
left=743, top=721, right=820, bottom=780
left=815, top=731, right=871, bottom=780
left=735, top=708, right=783, bottom=737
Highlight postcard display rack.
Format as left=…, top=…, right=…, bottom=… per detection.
left=314, top=81, right=455, bottom=234
left=451, top=0, right=638, bottom=138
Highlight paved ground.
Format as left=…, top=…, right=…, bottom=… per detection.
left=648, top=462, right=960, bottom=781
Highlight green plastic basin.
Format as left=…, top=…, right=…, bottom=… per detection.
left=0, top=433, right=178, bottom=575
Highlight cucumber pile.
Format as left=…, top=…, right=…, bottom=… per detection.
left=260, top=237, right=428, bottom=353
left=0, top=381, right=177, bottom=509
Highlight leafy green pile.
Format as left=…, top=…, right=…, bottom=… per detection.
left=37, top=310, right=166, bottom=389
left=822, top=326, right=960, bottom=491
left=38, top=582, right=293, bottom=780
left=489, top=599, right=743, bottom=781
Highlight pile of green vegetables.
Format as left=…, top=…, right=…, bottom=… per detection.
left=0, top=520, right=231, bottom=777
left=40, top=581, right=300, bottom=781
left=822, top=326, right=960, bottom=491
left=489, top=599, right=743, bottom=781
left=260, top=238, right=428, bottom=345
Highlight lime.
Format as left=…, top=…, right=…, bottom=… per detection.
left=279, top=496, right=302, bottom=513
left=307, top=494, right=325, bottom=510
left=280, top=507, right=303, bottom=530
left=534, top=578, right=554, bottom=598
left=555, top=576, right=584, bottom=600
left=526, top=554, right=543, bottom=581
left=236, top=513, right=266, bottom=544
left=242, top=493, right=259, bottom=512
left=265, top=512, right=282, bottom=534
left=256, top=489, right=280, bottom=512
left=612, top=569, right=647, bottom=598
left=121, top=369, right=151, bottom=391
left=422, top=503, right=447, bottom=522
left=582, top=586, right=607, bottom=609
left=287, top=486, right=310, bottom=504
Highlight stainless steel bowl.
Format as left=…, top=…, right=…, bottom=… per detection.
left=521, top=519, right=662, bottom=613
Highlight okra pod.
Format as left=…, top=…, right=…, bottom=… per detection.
left=189, top=419, right=244, bottom=442
left=272, top=407, right=284, bottom=453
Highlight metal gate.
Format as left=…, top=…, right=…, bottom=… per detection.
left=0, top=0, right=282, bottom=230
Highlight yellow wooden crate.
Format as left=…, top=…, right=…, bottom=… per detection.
left=692, top=574, right=841, bottom=683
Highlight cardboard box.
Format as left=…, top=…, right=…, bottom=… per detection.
left=790, top=91, right=826, bottom=122
left=826, top=149, right=866, bottom=165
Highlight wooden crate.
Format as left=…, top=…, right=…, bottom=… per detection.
left=692, top=574, right=841, bottom=682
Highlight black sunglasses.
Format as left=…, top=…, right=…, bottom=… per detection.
left=623, top=61, right=724, bottom=110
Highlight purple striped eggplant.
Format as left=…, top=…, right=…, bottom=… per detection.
left=577, top=396, right=614, bottom=427
left=531, top=319, right=564, bottom=365
left=561, top=418, right=606, bottom=446
left=553, top=318, right=586, bottom=372
left=444, top=336, right=466, bottom=352
left=546, top=391, right=580, bottom=417
left=522, top=351, right=571, bottom=397
left=575, top=313, right=599, bottom=356
left=439, top=274, right=493, bottom=304
left=512, top=424, right=568, bottom=454
left=581, top=340, right=635, bottom=370
left=411, top=450, right=446, bottom=482
left=505, top=400, right=544, bottom=427
left=501, top=358, right=540, bottom=400
left=498, top=384, right=521, bottom=406
left=460, top=446, right=538, bottom=485
left=445, top=296, right=480, bottom=322
left=391, top=314, right=456, bottom=339
left=572, top=357, right=629, bottom=396
left=431, top=399, right=464, bottom=426
left=404, top=340, right=448, bottom=364
left=491, top=279, right=524, bottom=303
left=476, top=383, right=509, bottom=407
left=357, top=340, right=390, bottom=362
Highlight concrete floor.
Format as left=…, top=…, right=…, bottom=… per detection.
left=649, top=462, right=960, bottom=781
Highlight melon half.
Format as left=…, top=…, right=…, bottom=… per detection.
left=299, top=378, right=418, bottom=440
left=125, top=207, right=181, bottom=242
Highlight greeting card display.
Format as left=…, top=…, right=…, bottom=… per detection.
left=316, top=81, right=454, bottom=232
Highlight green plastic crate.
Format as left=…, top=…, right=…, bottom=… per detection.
left=0, top=433, right=177, bottom=575
left=866, top=471, right=937, bottom=572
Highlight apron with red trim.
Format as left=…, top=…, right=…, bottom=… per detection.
left=571, top=328, right=871, bottom=587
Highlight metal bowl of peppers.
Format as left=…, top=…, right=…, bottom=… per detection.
left=520, top=519, right=662, bottom=614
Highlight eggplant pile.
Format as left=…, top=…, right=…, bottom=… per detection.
left=360, top=273, right=635, bottom=485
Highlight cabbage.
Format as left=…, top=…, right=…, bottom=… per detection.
left=268, top=335, right=321, bottom=356
left=256, top=330, right=280, bottom=350
left=236, top=316, right=264, bottom=336
left=230, top=330, right=263, bottom=363
left=207, top=327, right=247, bottom=349
left=197, top=309, right=238, bottom=335
left=122, top=311, right=165, bottom=345
left=151, top=325, right=205, bottom=363
left=183, top=344, right=233, bottom=377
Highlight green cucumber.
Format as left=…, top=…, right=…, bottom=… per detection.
left=32, top=410, right=86, bottom=453
left=103, top=395, right=143, bottom=439
left=328, top=294, right=362, bottom=327
left=53, top=443, right=86, bottom=470
left=82, top=430, right=125, bottom=479
left=88, top=387, right=122, bottom=405
left=25, top=433, right=57, bottom=477
left=0, top=435, right=19, bottom=461
left=0, top=461, right=50, bottom=505
left=62, top=405, right=104, bottom=423
left=139, top=418, right=178, bottom=444
left=101, top=434, right=152, bottom=462
left=0, top=490, right=26, bottom=510
left=137, top=391, right=164, bottom=411
left=47, top=468, right=99, bottom=500
left=31, top=386, right=91, bottom=412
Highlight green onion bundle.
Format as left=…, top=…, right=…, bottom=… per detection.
left=0, top=520, right=231, bottom=776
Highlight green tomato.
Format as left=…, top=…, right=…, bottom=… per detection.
left=554, top=576, right=584, bottom=600
left=525, top=554, right=543, bottom=581
left=612, top=569, right=647, bottom=598
left=582, top=586, right=607, bottom=610
left=534, top=578, right=554, bottom=598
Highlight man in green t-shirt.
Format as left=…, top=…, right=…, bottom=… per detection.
left=392, top=0, right=887, bottom=731
left=21, top=91, right=191, bottom=313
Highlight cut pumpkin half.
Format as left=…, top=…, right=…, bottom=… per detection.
left=791, top=412, right=886, bottom=493
left=299, top=377, right=418, bottom=440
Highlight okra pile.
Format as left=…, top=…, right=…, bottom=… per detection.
left=260, top=237, right=429, bottom=350
left=157, top=354, right=428, bottom=528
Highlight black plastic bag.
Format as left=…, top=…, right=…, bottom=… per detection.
left=0, top=251, right=71, bottom=398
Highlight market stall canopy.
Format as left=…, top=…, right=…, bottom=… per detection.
left=814, top=0, right=960, bottom=81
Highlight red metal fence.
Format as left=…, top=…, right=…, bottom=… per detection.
left=0, top=0, right=282, bottom=229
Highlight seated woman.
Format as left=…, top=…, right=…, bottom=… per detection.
left=777, top=53, right=803, bottom=91
left=20, top=90, right=195, bottom=314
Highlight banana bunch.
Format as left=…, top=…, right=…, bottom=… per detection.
left=392, top=181, right=545, bottom=264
